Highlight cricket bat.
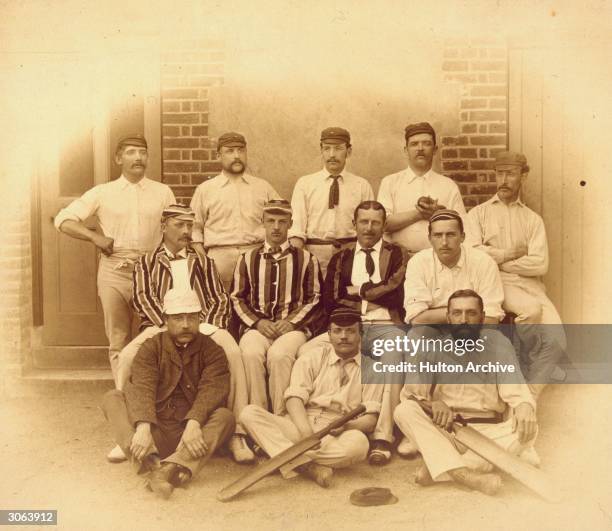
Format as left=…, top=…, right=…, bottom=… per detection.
left=418, top=400, right=560, bottom=502
left=217, top=404, right=366, bottom=502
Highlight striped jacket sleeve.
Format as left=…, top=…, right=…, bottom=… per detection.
left=359, top=244, right=407, bottom=311
left=230, top=251, right=263, bottom=327
left=286, top=251, right=322, bottom=329
left=133, top=253, right=165, bottom=328
left=323, top=249, right=361, bottom=313
left=194, top=254, right=230, bottom=329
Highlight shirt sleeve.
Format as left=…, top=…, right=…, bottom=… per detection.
left=447, top=181, right=467, bottom=216
left=283, top=350, right=320, bottom=404
left=377, top=176, right=394, bottom=215
left=474, top=251, right=505, bottom=321
left=500, top=214, right=548, bottom=277
left=289, top=178, right=308, bottom=241
left=53, top=185, right=101, bottom=230
left=403, top=253, right=434, bottom=322
left=465, top=206, right=508, bottom=264
left=190, top=185, right=206, bottom=244
left=361, top=381, right=383, bottom=414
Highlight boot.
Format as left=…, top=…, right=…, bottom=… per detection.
left=146, top=463, right=191, bottom=499
left=449, top=467, right=502, bottom=495
left=296, top=462, right=333, bottom=488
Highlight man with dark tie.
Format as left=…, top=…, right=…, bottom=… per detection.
left=289, top=127, right=374, bottom=276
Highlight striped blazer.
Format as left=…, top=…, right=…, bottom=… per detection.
left=133, top=245, right=230, bottom=330
left=323, top=240, right=409, bottom=324
left=230, top=243, right=322, bottom=333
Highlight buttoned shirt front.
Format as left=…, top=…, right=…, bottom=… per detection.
left=284, top=342, right=383, bottom=415
left=289, top=169, right=374, bottom=241
left=403, top=245, right=505, bottom=322
left=465, top=194, right=549, bottom=282
left=351, top=239, right=391, bottom=321
left=54, top=175, right=176, bottom=257
left=190, top=172, right=280, bottom=247
left=377, top=168, right=467, bottom=252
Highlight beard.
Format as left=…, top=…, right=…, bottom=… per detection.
left=450, top=324, right=483, bottom=341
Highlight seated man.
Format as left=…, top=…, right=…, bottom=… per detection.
left=231, top=199, right=322, bottom=414
left=466, top=151, right=566, bottom=392
left=102, top=289, right=235, bottom=499
left=404, top=209, right=505, bottom=326
left=394, top=289, right=538, bottom=496
left=114, top=204, right=252, bottom=464
left=240, top=307, right=382, bottom=487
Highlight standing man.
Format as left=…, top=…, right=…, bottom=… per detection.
left=115, top=204, right=253, bottom=464
left=404, top=210, right=505, bottom=326
left=102, top=289, right=234, bottom=500
left=54, top=134, right=175, bottom=381
left=240, top=308, right=382, bottom=488
left=190, top=132, right=280, bottom=291
left=231, top=199, right=322, bottom=414
left=394, top=289, right=538, bottom=496
left=466, top=151, right=566, bottom=390
left=378, top=122, right=467, bottom=256
left=289, top=127, right=374, bottom=276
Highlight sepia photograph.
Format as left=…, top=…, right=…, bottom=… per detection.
left=0, top=0, right=611, bottom=529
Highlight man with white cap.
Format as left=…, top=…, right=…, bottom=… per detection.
left=289, top=127, right=374, bottom=276
left=190, top=131, right=280, bottom=291
left=101, top=289, right=234, bottom=499
left=54, top=134, right=175, bottom=381
left=113, top=204, right=253, bottom=464
left=231, top=199, right=322, bottom=415
left=466, top=151, right=566, bottom=393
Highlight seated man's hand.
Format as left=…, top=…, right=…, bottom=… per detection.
left=513, top=402, right=537, bottom=444
left=431, top=400, right=454, bottom=431
left=346, top=285, right=361, bottom=297
left=131, top=422, right=154, bottom=461
left=274, top=319, right=295, bottom=336
left=180, top=419, right=208, bottom=459
left=256, top=319, right=280, bottom=339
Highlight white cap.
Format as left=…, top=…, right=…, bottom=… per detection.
left=163, top=289, right=202, bottom=315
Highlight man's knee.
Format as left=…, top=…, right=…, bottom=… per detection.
left=101, top=389, right=126, bottom=418
left=209, top=407, right=236, bottom=431
left=267, top=344, right=296, bottom=367
left=342, top=430, right=370, bottom=461
left=393, top=399, right=423, bottom=424
left=239, top=404, right=266, bottom=428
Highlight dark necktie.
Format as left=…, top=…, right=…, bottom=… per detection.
left=265, top=246, right=282, bottom=259
left=328, top=175, right=341, bottom=209
left=362, top=248, right=375, bottom=278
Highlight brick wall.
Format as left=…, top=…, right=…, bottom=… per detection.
left=160, top=39, right=226, bottom=204
left=440, top=39, right=508, bottom=208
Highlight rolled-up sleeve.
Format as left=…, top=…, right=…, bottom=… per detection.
left=403, top=254, right=433, bottom=322
left=475, top=253, right=505, bottom=321
left=54, top=185, right=101, bottom=230
left=361, top=382, right=383, bottom=414
left=283, top=354, right=315, bottom=405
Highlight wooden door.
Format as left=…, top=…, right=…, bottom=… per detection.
left=508, top=45, right=612, bottom=324
left=36, top=53, right=161, bottom=366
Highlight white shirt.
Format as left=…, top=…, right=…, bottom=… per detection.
left=164, top=245, right=190, bottom=291
left=377, top=168, right=467, bottom=252
left=351, top=239, right=391, bottom=321
left=465, top=194, right=549, bottom=282
left=190, top=172, right=280, bottom=247
left=403, top=245, right=505, bottom=322
left=54, top=175, right=176, bottom=257
left=289, top=169, right=374, bottom=241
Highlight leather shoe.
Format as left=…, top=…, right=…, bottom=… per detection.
left=296, top=462, right=333, bottom=488
left=449, top=467, right=502, bottom=495
left=146, top=463, right=191, bottom=499
left=107, top=444, right=127, bottom=463
left=229, top=435, right=256, bottom=464
left=368, top=440, right=392, bottom=466
left=397, top=436, right=419, bottom=459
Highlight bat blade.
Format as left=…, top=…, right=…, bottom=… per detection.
left=217, top=404, right=366, bottom=502
left=453, top=424, right=561, bottom=503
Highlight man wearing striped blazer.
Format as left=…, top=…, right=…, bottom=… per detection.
left=115, top=204, right=254, bottom=464
left=231, top=199, right=323, bottom=415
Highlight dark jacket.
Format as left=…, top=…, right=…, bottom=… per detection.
left=323, top=240, right=409, bottom=324
left=125, top=331, right=230, bottom=427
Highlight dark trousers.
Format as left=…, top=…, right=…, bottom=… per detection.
left=102, top=390, right=235, bottom=476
